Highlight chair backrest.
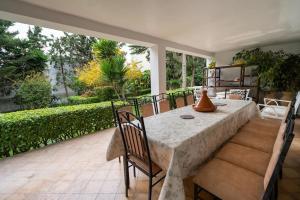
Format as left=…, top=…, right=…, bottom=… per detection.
left=116, top=110, right=153, bottom=173
left=184, top=89, right=195, bottom=105
left=152, top=93, right=172, bottom=114
left=111, top=98, right=138, bottom=127
left=136, top=95, right=155, bottom=118
left=194, top=86, right=203, bottom=100
left=171, top=91, right=186, bottom=109
left=225, top=89, right=249, bottom=100
left=294, top=91, right=300, bottom=115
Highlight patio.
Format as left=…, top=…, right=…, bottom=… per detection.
left=0, top=118, right=299, bottom=200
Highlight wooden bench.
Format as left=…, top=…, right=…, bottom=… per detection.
left=193, top=105, right=295, bottom=200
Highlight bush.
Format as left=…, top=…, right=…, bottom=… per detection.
left=95, top=86, right=115, bottom=101
left=67, top=96, right=101, bottom=105
left=15, top=73, right=52, bottom=109
left=0, top=101, right=121, bottom=158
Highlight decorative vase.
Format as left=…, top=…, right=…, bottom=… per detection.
left=193, top=90, right=216, bottom=112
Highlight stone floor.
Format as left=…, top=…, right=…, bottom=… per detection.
left=0, top=119, right=299, bottom=200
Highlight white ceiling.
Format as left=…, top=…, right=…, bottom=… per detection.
left=20, top=0, right=300, bottom=52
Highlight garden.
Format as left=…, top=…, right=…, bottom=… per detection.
left=0, top=20, right=205, bottom=158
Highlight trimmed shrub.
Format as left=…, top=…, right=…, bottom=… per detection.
left=15, top=73, right=52, bottom=109
left=0, top=101, right=121, bottom=158
left=67, top=96, right=101, bottom=105
left=95, top=86, right=116, bottom=101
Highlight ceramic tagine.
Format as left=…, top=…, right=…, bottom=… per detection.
left=193, top=90, right=216, bottom=112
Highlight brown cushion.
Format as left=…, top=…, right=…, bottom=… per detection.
left=240, top=123, right=280, bottom=138
left=215, top=143, right=271, bottom=176
left=193, top=158, right=264, bottom=200
left=248, top=117, right=282, bottom=128
left=230, top=130, right=276, bottom=153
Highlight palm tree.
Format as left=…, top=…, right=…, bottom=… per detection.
left=92, top=39, right=128, bottom=99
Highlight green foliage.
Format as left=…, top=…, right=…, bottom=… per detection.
left=93, top=39, right=119, bottom=60
left=233, top=48, right=300, bottom=91
left=15, top=73, right=52, bottom=109
left=187, top=55, right=206, bottom=86
left=0, top=101, right=121, bottom=158
left=0, top=20, right=48, bottom=95
left=166, top=51, right=182, bottom=89
left=49, top=33, right=96, bottom=97
left=129, top=45, right=149, bottom=61
left=94, top=86, right=115, bottom=101
left=67, top=96, right=101, bottom=105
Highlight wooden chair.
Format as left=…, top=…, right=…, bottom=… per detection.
left=257, top=98, right=291, bottom=120
left=115, top=110, right=165, bottom=200
left=111, top=98, right=139, bottom=127
left=225, top=89, right=249, bottom=100
left=184, top=89, right=196, bottom=105
left=152, top=93, right=173, bottom=114
left=171, top=91, right=186, bottom=109
left=136, top=95, right=156, bottom=117
left=111, top=98, right=139, bottom=162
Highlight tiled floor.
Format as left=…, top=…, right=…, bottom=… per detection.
left=0, top=119, right=299, bottom=200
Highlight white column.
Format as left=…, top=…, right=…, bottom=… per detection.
left=150, top=44, right=166, bottom=95
left=181, top=53, right=187, bottom=88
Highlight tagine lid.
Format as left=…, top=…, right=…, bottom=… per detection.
left=193, top=90, right=216, bottom=112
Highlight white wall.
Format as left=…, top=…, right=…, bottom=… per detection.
left=215, top=41, right=300, bottom=66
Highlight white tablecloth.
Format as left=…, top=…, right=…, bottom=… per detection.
left=106, top=99, right=257, bottom=200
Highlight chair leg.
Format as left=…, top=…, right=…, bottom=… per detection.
left=133, top=166, right=136, bottom=177
left=123, top=157, right=129, bottom=197
left=148, top=177, right=152, bottom=200
left=194, top=184, right=199, bottom=200
left=279, top=167, right=283, bottom=179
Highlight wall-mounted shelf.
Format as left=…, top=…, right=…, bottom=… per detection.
left=203, top=64, right=260, bottom=102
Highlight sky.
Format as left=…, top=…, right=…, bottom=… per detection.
left=8, top=22, right=150, bottom=70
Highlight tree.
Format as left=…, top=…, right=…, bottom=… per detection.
left=27, top=26, right=48, bottom=50
left=186, top=55, right=206, bottom=86
left=92, top=39, right=128, bottom=98
left=129, top=45, right=149, bottom=61
left=100, top=55, right=127, bottom=98
left=125, top=60, right=143, bottom=95
left=0, top=20, right=48, bottom=96
left=76, top=60, right=103, bottom=88
left=49, top=33, right=96, bottom=97
left=15, top=73, right=52, bottom=109
left=63, top=33, right=96, bottom=68
left=49, top=37, right=71, bottom=97
left=166, top=51, right=182, bottom=89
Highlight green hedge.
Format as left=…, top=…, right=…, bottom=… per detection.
left=0, top=101, right=121, bottom=158
left=67, top=95, right=101, bottom=105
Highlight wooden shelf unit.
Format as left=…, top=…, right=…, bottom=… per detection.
left=202, top=64, right=260, bottom=102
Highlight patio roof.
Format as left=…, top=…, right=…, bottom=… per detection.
left=1, top=0, right=300, bottom=53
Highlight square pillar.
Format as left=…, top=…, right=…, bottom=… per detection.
left=182, top=53, right=187, bottom=88
left=150, top=44, right=166, bottom=95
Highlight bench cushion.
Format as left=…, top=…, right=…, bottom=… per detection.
left=215, top=143, right=271, bottom=176
left=193, top=158, right=264, bottom=200
left=230, top=130, right=276, bottom=153
left=240, top=123, right=280, bottom=138
left=261, top=106, right=287, bottom=118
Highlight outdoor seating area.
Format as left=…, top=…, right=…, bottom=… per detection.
left=1, top=1, right=300, bottom=200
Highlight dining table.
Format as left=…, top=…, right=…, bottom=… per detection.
left=106, top=99, right=257, bottom=200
